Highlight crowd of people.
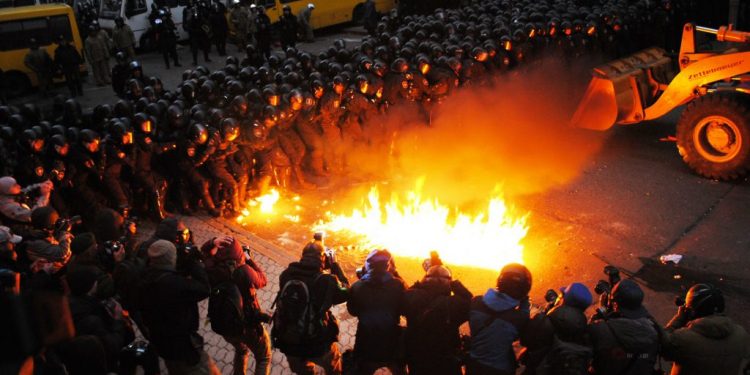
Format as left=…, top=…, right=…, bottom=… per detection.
left=1, top=210, right=748, bottom=375
left=2, top=0, right=749, bottom=373
left=4, top=0, right=685, bottom=225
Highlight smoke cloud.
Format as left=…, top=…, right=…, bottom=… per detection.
left=333, top=59, right=609, bottom=210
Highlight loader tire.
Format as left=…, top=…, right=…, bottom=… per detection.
left=676, top=93, right=750, bottom=180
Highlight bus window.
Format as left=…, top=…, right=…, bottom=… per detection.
left=125, top=0, right=146, bottom=17
left=0, top=20, right=24, bottom=50
left=21, top=17, right=50, bottom=45
left=49, top=14, right=73, bottom=40
left=280, top=0, right=299, bottom=4
left=100, top=0, right=122, bottom=19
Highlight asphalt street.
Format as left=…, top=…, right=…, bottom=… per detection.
left=14, top=24, right=750, bottom=332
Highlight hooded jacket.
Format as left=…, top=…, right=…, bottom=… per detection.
left=519, top=303, right=590, bottom=374
left=347, top=268, right=408, bottom=362
left=468, top=289, right=529, bottom=374
left=662, top=314, right=750, bottom=375
left=139, top=260, right=210, bottom=363
left=588, top=309, right=659, bottom=375
left=404, top=279, right=472, bottom=375
left=276, top=259, right=348, bottom=358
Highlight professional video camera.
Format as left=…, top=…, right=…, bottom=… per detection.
left=592, top=265, right=621, bottom=319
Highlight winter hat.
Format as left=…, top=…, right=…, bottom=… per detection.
left=496, top=263, right=532, bottom=300
left=0, top=176, right=18, bottom=195
left=365, top=249, right=393, bottom=273
left=612, top=279, right=645, bottom=311
left=67, top=265, right=99, bottom=296
left=559, top=282, right=593, bottom=310
left=71, top=232, right=97, bottom=255
left=148, top=240, right=177, bottom=270
left=423, top=264, right=452, bottom=288
left=0, top=225, right=22, bottom=244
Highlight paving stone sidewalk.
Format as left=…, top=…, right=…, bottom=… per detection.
left=137, top=215, right=359, bottom=375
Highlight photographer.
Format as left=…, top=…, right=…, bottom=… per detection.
left=661, top=284, right=750, bottom=375
left=347, top=249, right=408, bottom=375
left=403, top=254, right=472, bottom=375
left=519, top=283, right=593, bottom=375
left=466, top=263, right=532, bottom=375
left=272, top=240, right=349, bottom=375
left=139, top=240, right=219, bottom=374
left=19, top=207, right=73, bottom=273
left=0, top=226, right=22, bottom=272
left=65, top=265, right=135, bottom=373
left=0, top=176, right=52, bottom=229
left=587, top=279, right=660, bottom=375
left=202, top=236, right=271, bottom=375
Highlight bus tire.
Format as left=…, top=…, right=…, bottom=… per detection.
left=352, top=3, right=365, bottom=24
left=6, top=71, right=31, bottom=97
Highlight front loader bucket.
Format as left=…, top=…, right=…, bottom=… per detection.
left=570, top=75, right=620, bottom=130
left=571, top=47, right=673, bottom=131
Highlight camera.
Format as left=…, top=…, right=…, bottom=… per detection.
left=592, top=265, right=622, bottom=319
left=324, top=247, right=336, bottom=270
left=55, top=215, right=82, bottom=235
left=242, top=245, right=253, bottom=261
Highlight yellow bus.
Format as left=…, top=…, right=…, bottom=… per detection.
left=0, top=4, right=85, bottom=96
left=258, top=0, right=396, bottom=29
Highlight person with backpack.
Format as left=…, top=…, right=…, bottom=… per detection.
left=273, top=240, right=349, bottom=375
left=661, top=283, right=750, bottom=375
left=403, top=257, right=472, bottom=375
left=587, top=279, right=660, bottom=375
left=519, top=282, right=593, bottom=375
left=346, top=249, right=408, bottom=374
left=139, top=239, right=220, bottom=375
left=202, top=236, right=272, bottom=375
left=466, top=263, right=532, bottom=375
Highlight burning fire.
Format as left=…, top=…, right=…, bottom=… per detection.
left=236, top=189, right=284, bottom=224
left=316, top=180, right=529, bottom=270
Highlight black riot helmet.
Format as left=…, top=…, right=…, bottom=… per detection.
left=230, top=95, right=248, bottom=117
left=167, top=105, right=184, bottom=128
left=288, top=89, right=304, bottom=111
left=685, top=284, right=725, bottom=319
left=181, top=81, right=196, bottom=101
left=355, top=74, right=369, bottom=94
left=220, top=118, right=239, bottom=142
left=611, top=279, right=645, bottom=311
left=133, top=112, right=153, bottom=135
left=50, top=134, right=69, bottom=156
left=390, top=58, right=409, bottom=73
left=207, top=108, right=224, bottom=128
left=110, top=121, right=134, bottom=145
left=22, top=128, right=44, bottom=153
left=496, top=263, right=532, bottom=300
left=188, top=123, right=209, bottom=145
left=79, top=129, right=101, bottom=153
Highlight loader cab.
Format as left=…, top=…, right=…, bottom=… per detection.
left=98, top=0, right=188, bottom=49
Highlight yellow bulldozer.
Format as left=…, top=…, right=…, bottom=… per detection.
left=572, top=23, right=750, bottom=180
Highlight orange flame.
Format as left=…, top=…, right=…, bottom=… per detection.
left=316, top=179, right=528, bottom=269
left=236, top=188, right=283, bottom=224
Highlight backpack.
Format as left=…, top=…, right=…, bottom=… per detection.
left=207, top=279, right=245, bottom=337
left=270, top=275, right=325, bottom=351
left=536, top=335, right=592, bottom=375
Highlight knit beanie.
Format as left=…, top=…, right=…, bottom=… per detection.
left=148, top=239, right=177, bottom=270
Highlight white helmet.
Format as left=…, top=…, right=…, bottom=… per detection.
left=307, top=3, right=314, bottom=9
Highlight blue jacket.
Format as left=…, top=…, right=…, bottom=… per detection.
left=468, top=289, right=530, bottom=372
